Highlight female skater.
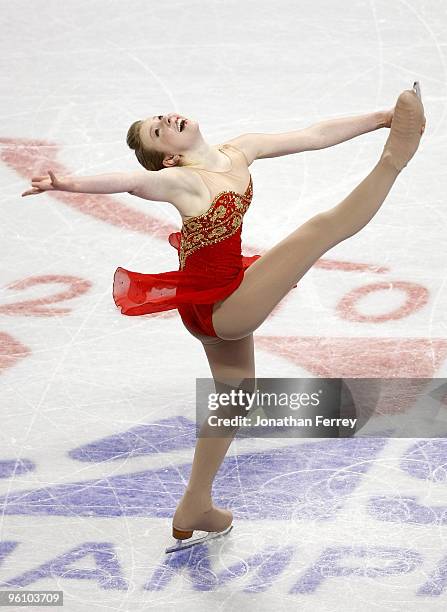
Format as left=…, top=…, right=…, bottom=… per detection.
left=22, top=82, right=426, bottom=554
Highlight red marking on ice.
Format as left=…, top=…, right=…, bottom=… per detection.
left=257, top=336, right=447, bottom=415
left=0, top=138, right=173, bottom=237
left=337, top=281, right=429, bottom=322
left=314, top=259, right=389, bottom=274
left=257, top=336, right=447, bottom=378
left=0, top=275, right=91, bottom=316
left=0, top=332, right=30, bottom=373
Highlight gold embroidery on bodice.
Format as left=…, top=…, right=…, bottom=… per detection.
left=178, top=175, right=253, bottom=270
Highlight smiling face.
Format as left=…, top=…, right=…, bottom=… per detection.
left=139, top=113, right=202, bottom=166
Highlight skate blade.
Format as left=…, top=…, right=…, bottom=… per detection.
left=412, top=81, right=426, bottom=134
left=413, top=81, right=422, bottom=101
left=165, top=525, right=233, bottom=554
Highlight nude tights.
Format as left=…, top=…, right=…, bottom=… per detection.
left=183, top=156, right=401, bottom=512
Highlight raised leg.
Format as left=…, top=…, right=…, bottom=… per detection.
left=212, top=87, right=425, bottom=341
left=211, top=157, right=400, bottom=340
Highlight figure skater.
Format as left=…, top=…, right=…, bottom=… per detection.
left=22, top=82, right=426, bottom=554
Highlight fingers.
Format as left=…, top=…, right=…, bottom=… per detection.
left=48, top=169, right=58, bottom=184
left=29, top=170, right=57, bottom=186
left=22, top=170, right=59, bottom=197
left=31, top=179, right=49, bottom=188
left=21, top=187, right=43, bottom=197
left=23, top=169, right=58, bottom=197
left=31, top=170, right=57, bottom=181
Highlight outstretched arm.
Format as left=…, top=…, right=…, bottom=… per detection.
left=227, top=109, right=393, bottom=163
left=310, top=109, right=392, bottom=150
left=22, top=169, right=144, bottom=197
left=21, top=168, right=182, bottom=203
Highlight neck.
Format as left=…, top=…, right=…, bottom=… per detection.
left=181, top=143, right=226, bottom=170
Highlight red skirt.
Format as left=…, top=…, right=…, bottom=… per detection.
left=112, top=231, right=261, bottom=321
left=113, top=230, right=299, bottom=337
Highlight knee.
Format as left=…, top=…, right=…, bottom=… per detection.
left=213, top=318, right=255, bottom=342
left=201, top=336, right=226, bottom=346
left=215, top=329, right=250, bottom=342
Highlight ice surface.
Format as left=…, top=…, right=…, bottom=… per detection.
left=1, top=0, right=446, bottom=610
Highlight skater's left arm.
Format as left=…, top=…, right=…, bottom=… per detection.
left=308, top=109, right=392, bottom=150
left=227, top=109, right=393, bottom=163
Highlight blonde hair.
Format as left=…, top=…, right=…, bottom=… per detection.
left=126, top=120, right=167, bottom=171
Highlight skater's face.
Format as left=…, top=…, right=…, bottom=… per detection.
left=140, top=113, right=200, bottom=165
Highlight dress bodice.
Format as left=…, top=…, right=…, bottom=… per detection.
left=177, top=175, right=253, bottom=269
left=169, top=144, right=254, bottom=270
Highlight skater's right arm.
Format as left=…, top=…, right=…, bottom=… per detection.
left=21, top=168, right=182, bottom=203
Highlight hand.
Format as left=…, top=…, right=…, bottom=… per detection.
left=382, top=106, right=426, bottom=135
left=382, top=107, right=394, bottom=129
left=21, top=170, right=66, bottom=197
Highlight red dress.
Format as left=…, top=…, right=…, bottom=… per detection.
left=112, top=144, right=262, bottom=338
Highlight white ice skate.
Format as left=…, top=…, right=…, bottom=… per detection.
left=165, top=524, right=233, bottom=554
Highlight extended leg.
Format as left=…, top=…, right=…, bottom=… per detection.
left=212, top=87, right=425, bottom=341
left=212, top=157, right=400, bottom=340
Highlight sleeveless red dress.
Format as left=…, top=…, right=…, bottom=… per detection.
left=112, top=144, right=262, bottom=338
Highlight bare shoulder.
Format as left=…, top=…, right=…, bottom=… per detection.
left=129, top=166, right=199, bottom=204
left=222, top=134, right=258, bottom=166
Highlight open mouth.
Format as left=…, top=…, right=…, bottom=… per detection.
left=176, top=118, right=187, bottom=132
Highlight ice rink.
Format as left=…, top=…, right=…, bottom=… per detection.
left=1, top=0, right=447, bottom=610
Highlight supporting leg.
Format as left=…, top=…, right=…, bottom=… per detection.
left=172, top=334, right=255, bottom=534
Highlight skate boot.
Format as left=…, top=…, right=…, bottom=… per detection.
left=380, top=81, right=426, bottom=173
left=166, top=493, right=234, bottom=553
